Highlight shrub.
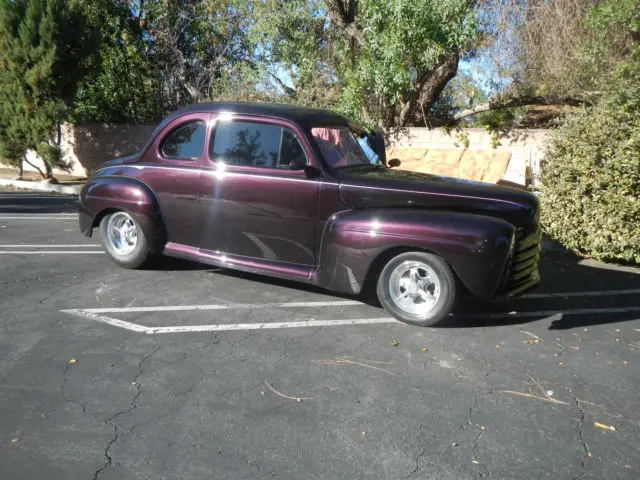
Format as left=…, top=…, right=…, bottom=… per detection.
left=539, top=64, right=640, bottom=264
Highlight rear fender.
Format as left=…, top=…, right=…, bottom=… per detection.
left=315, top=208, right=515, bottom=300
left=78, top=177, right=166, bottom=254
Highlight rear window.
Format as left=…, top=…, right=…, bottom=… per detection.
left=160, top=121, right=206, bottom=160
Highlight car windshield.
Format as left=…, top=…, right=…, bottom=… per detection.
left=311, top=126, right=373, bottom=169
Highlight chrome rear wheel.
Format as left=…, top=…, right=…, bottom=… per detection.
left=99, top=211, right=151, bottom=269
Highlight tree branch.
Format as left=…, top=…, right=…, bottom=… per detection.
left=22, top=154, right=46, bottom=179
left=452, top=95, right=586, bottom=121
left=325, top=0, right=365, bottom=47
left=269, top=72, right=296, bottom=97
left=398, top=53, right=459, bottom=126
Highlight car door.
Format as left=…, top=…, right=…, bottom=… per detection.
left=199, top=114, right=320, bottom=266
left=137, top=113, right=209, bottom=247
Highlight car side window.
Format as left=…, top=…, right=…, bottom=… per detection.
left=210, top=120, right=308, bottom=169
left=160, top=120, right=206, bottom=160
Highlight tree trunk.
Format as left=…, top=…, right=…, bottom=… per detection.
left=22, top=154, right=47, bottom=179
left=18, top=158, right=23, bottom=179
left=325, top=0, right=365, bottom=47
left=452, top=95, right=585, bottom=122
left=398, top=53, right=460, bottom=127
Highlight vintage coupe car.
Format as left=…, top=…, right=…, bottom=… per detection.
left=78, top=102, right=541, bottom=326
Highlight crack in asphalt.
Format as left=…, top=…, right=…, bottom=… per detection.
left=406, top=448, right=425, bottom=478
left=60, top=365, right=100, bottom=422
left=467, top=394, right=492, bottom=480
left=92, top=346, right=161, bottom=480
left=572, top=394, right=590, bottom=480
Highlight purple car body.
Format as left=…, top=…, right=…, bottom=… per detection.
left=78, top=102, right=541, bottom=319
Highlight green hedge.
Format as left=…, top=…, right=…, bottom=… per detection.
left=539, top=65, right=640, bottom=264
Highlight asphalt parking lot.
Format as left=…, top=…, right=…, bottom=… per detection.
left=1, top=191, right=640, bottom=480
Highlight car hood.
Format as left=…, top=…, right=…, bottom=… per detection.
left=338, top=168, right=539, bottom=227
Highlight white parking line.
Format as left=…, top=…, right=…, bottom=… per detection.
left=82, top=300, right=363, bottom=314
left=0, top=216, right=76, bottom=220
left=79, top=288, right=640, bottom=314
left=0, top=251, right=104, bottom=254
left=61, top=309, right=397, bottom=334
left=61, top=304, right=640, bottom=334
left=62, top=310, right=151, bottom=333
left=462, top=306, right=640, bottom=319
left=0, top=244, right=100, bottom=248
left=522, top=288, right=640, bottom=299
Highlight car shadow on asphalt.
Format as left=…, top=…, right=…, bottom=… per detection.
left=443, top=250, right=640, bottom=330
left=153, top=248, right=640, bottom=331
left=0, top=192, right=79, bottom=214
left=145, top=256, right=217, bottom=272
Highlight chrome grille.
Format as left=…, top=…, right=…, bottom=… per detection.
left=500, top=226, right=542, bottom=297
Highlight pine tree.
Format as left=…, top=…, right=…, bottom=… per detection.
left=0, top=0, right=97, bottom=179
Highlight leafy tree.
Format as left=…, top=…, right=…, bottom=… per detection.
left=453, top=0, right=640, bottom=125
left=539, top=63, right=640, bottom=264
left=141, top=0, right=254, bottom=108
left=244, top=0, right=479, bottom=127
left=72, top=0, right=166, bottom=124
left=539, top=1, right=639, bottom=264
left=0, top=0, right=97, bottom=178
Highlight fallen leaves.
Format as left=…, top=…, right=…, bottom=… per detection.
left=264, top=381, right=311, bottom=402
left=420, top=348, right=429, bottom=352
left=68, top=359, right=77, bottom=365
left=501, top=375, right=570, bottom=405
left=521, top=331, right=542, bottom=344
left=391, top=340, right=399, bottom=347
left=594, top=422, right=616, bottom=431
left=311, top=356, right=395, bottom=374
left=500, top=390, right=570, bottom=405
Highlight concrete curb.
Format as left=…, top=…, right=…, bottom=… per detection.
left=0, top=178, right=82, bottom=195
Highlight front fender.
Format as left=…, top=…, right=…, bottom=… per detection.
left=315, top=208, right=515, bottom=300
left=78, top=177, right=166, bottom=254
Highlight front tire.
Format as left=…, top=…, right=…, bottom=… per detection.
left=100, top=211, right=151, bottom=269
left=376, top=251, right=456, bottom=327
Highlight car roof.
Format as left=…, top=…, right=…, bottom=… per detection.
left=169, top=101, right=351, bottom=128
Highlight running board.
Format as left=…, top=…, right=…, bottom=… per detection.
left=163, top=242, right=315, bottom=283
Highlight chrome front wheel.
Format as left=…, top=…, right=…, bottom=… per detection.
left=377, top=252, right=456, bottom=327
left=387, top=260, right=442, bottom=316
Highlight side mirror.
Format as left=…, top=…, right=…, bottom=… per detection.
left=304, top=165, right=322, bottom=179
left=388, top=158, right=401, bottom=168
left=288, top=160, right=306, bottom=170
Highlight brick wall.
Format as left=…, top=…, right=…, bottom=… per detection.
left=2, top=123, right=550, bottom=183
left=1, top=123, right=156, bottom=178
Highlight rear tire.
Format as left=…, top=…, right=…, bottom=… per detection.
left=100, top=211, right=151, bottom=269
left=376, top=251, right=456, bottom=327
